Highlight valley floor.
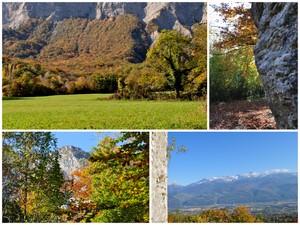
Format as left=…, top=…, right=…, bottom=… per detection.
left=169, top=201, right=298, bottom=223
left=3, top=94, right=206, bottom=129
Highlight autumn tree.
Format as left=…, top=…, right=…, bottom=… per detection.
left=185, top=24, right=207, bottom=97
left=211, top=3, right=258, bottom=49
left=168, top=206, right=261, bottom=223
left=231, top=206, right=259, bottom=222
left=2, top=132, right=65, bottom=222
left=69, top=169, right=93, bottom=200
left=210, top=3, right=263, bottom=102
left=147, top=30, right=194, bottom=98
left=86, top=132, right=149, bottom=222
left=114, top=63, right=167, bottom=99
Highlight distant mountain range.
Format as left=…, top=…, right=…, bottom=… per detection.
left=58, top=145, right=89, bottom=179
left=169, top=170, right=298, bottom=210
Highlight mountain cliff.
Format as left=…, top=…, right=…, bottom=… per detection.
left=169, top=170, right=298, bottom=210
left=58, top=145, right=89, bottom=179
left=3, top=2, right=206, bottom=30
left=2, top=2, right=206, bottom=70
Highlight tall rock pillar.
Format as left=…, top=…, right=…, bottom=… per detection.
left=252, top=3, right=298, bottom=129
left=151, top=132, right=168, bottom=223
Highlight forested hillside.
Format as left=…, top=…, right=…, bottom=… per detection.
left=2, top=3, right=207, bottom=100
left=3, top=15, right=149, bottom=71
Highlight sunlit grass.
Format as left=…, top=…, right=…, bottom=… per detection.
left=3, top=94, right=206, bottom=129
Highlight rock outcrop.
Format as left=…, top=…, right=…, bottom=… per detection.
left=252, top=3, right=298, bottom=129
left=58, top=145, right=89, bottom=179
left=3, top=2, right=205, bottom=35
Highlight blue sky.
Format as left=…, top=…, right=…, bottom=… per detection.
left=53, top=132, right=118, bottom=152
left=168, top=132, right=298, bottom=186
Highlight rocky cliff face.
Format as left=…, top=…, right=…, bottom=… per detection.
left=252, top=3, right=298, bottom=129
left=58, top=145, right=89, bottom=179
left=3, top=2, right=206, bottom=66
left=3, top=2, right=206, bottom=33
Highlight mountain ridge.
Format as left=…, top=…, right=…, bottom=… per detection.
left=3, top=2, right=207, bottom=74
left=188, top=169, right=297, bottom=186
left=3, top=2, right=206, bottom=31
left=168, top=170, right=298, bottom=210
left=170, top=169, right=297, bottom=187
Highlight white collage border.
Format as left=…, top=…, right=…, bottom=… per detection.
left=0, top=0, right=299, bottom=223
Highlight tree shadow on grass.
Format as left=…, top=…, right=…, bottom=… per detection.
left=2, top=97, right=27, bottom=101
left=210, top=98, right=277, bottom=129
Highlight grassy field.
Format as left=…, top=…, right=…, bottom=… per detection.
left=3, top=94, right=207, bottom=129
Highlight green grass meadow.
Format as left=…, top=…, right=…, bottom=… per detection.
left=3, top=94, right=207, bottom=129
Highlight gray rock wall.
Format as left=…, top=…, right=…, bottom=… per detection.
left=151, top=132, right=168, bottom=223
left=2, top=3, right=97, bottom=28
left=58, top=145, right=89, bottom=179
left=2, top=2, right=205, bottom=34
left=252, top=3, right=298, bottom=129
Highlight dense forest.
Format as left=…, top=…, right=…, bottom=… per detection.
left=169, top=206, right=262, bottom=223
left=2, top=15, right=207, bottom=100
left=2, top=132, right=149, bottom=223
left=209, top=3, right=277, bottom=129
left=168, top=206, right=298, bottom=223
left=210, top=3, right=264, bottom=103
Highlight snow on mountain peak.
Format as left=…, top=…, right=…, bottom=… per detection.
left=191, top=169, right=296, bottom=186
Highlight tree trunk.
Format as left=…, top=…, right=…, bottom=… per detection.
left=151, top=132, right=168, bottom=223
left=174, top=72, right=182, bottom=99
left=175, top=89, right=180, bottom=99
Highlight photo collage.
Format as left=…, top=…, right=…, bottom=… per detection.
left=2, top=1, right=298, bottom=223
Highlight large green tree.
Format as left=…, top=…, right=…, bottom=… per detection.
left=2, top=132, right=65, bottom=222
left=185, top=24, right=207, bottom=97
left=146, top=30, right=194, bottom=98
left=86, top=132, right=149, bottom=222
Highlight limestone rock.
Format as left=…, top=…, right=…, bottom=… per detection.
left=200, top=3, right=207, bottom=24
left=2, top=2, right=97, bottom=28
left=252, top=3, right=298, bottom=129
left=3, top=2, right=205, bottom=36
left=58, top=145, right=89, bottom=179
left=96, top=2, right=147, bottom=20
